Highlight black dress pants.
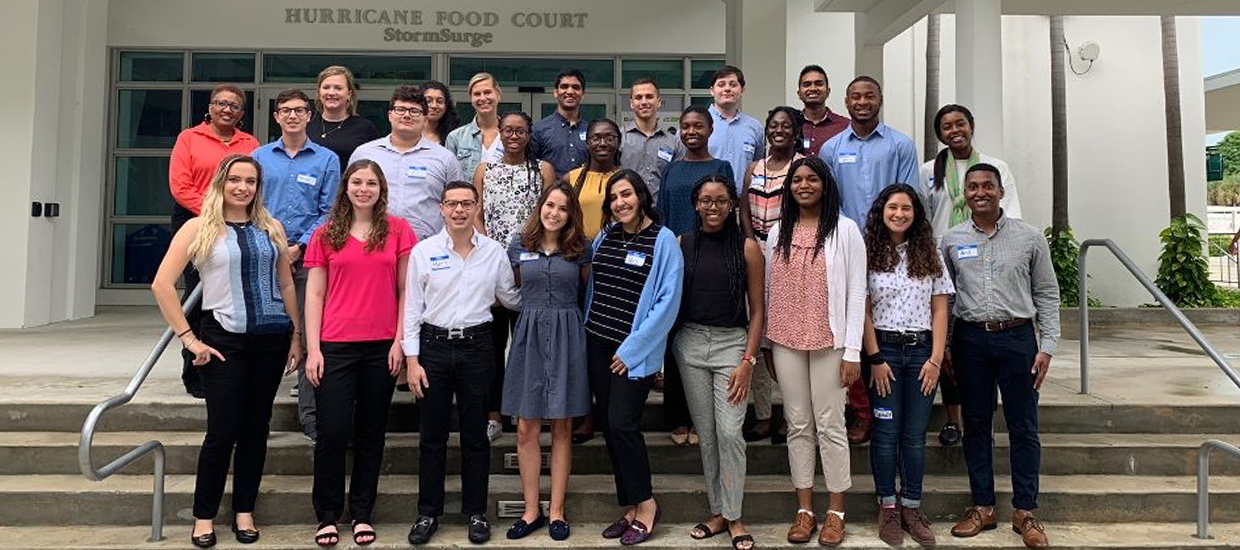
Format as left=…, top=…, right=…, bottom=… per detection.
left=416, top=326, right=495, bottom=517
left=312, top=340, right=397, bottom=524
left=193, top=314, right=290, bottom=519
left=586, top=333, right=655, bottom=507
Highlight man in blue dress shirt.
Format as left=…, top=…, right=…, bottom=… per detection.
left=819, top=76, right=917, bottom=446
left=706, top=65, right=765, bottom=190
left=252, top=88, right=341, bottom=441
left=531, top=68, right=588, bottom=178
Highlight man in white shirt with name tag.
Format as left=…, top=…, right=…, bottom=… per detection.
left=402, top=180, right=520, bottom=546
left=350, top=85, right=462, bottom=241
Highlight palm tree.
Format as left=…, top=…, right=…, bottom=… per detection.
left=923, top=13, right=940, bottom=162
left=1161, top=15, right=1186, bottom=218
left=1050, top=16, right=1068, bottom=233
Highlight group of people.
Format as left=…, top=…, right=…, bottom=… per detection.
left=152, top=62, right=1059, bottom=550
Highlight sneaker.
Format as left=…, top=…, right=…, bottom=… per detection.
left=486, top=420, right=503, bottom=442
left=289, top=386, right=299, bottom=398
left=468, top=514, right=491, bottom=544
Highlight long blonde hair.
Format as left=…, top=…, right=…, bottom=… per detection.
left=315, top=65, right=360, bottom=115
left=188, top=154, right=285, bottom=264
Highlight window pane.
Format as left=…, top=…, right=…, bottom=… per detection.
left=357, top=100, right=393, bottom=137
left=690, top=60, right=725, bottom=89
left=619, top=95, right=685, bottom=113
left=455, top=101, right=525, bottom=125
left=539, top=102, right=608, bottom=123
left=621, top=59, right=683, bottom=90
left=119, top=52, right=183, bottom=82
left=116, top=89, right=182, bottom=149
left=263, top=54, right=431, bottom=85
left=190, top=89, right=255, bottom=136
left=451, top=58, right=614, bottom=89
left=110, top=223, right=171, bottom=285
left=114, top=156, right=173, bottom=216
left=690, top=95, right=714, bottom=107
left=191, top=53, right=255, bottom=83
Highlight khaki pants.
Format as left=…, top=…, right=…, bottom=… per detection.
left=772, top=344, right=851, bottom=493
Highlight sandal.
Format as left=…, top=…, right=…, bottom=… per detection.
left=690, top=518, right=728, bottom=540
left=315, top=523, right=339, bottom=547
left=352, top=520, right=376, bottom=546
left=731, top=533, right=756, bottom=550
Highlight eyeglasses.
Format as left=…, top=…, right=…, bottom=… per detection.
left=442, top=199, right=477, bottom=210
left=588, top=134, right=618, bottom=144
left=696, top=197, right=733, bottom=209
left=210, top=100, right=243, bottom=112
left=391, top=106, right=425, bottom=117
left=276, top=106, right=310, bottom=117
left=501, top=128, right=529, bottom=137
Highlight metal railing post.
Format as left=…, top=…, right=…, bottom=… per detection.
left=1195, top=439, right=1240, bottom=540
left=78, top=284, right=201, bottom=543
left=1078, top=244, right=1090, bottom=395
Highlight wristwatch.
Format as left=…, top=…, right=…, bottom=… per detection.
left=741, top=354, right=756, bottom=365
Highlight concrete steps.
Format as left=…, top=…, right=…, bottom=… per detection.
left=43, top=431, right=1240, bottom=476
left=6, top=473, right=1240, bottom=526
left=1, top=522, right=1237, bottom=549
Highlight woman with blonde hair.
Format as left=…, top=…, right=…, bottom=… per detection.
left=304, top=159, right=417, bottom=546
left=446, top=72, right=505, bottom=181
left=151, top=154, right=302, bottom=548
left=312, top=65, right=382, bottom=169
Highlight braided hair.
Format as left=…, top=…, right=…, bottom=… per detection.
left=686, top=174, right=748, bottom=322
left=773, top=156, right=841, bottom=263
left=574, top=118, right=622, bottom=192
left=498, top=111, right=542, bottom=190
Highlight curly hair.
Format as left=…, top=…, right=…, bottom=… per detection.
left=766, top=106, right=806, bottom=155
left=421, top=80, right=460, bottom=142
left=863, top=183, right=943, bottom=279
left=323, top=159, right=390, bottom=252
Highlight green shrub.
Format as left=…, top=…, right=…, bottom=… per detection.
left=1155, top=214, right=1219, bottom=307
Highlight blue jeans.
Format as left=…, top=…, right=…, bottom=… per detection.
left=867, top=334, right=936, bottom=508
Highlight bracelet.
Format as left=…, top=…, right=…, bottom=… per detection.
left=865, top=351, right=886, bottom=365
left=741, top=354, right=756, bottom=366
left=927, top=359, right=941, bottom=368
left=176, top=327, right=192, bottom=338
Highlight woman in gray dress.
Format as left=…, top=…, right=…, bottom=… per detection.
left=502, top=180, right=592, bottom=541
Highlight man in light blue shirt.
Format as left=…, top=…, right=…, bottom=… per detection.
left=350, top=85, right=463, bottom=240
left=706, top=65, right=765, bottom=189
left=820, top=76, right=918, bottom=224
left=253, top=88, right=341, bottom=440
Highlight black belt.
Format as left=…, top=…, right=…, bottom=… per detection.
left=966, top=318, right=1030, bottom=332
left=875, top=329, right=931, bottom=345
left=421, top=322, right=492, bottom=341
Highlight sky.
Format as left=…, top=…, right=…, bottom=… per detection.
left=1203, top=17, right=1240, bottom=143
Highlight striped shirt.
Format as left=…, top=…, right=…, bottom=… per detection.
left=195, top=221, right=292, bottom=334
left=585, top=223, right=661, bottom=344
left=940, top=214, right=1061, bottom=354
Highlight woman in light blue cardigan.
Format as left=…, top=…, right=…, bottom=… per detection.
left=583, top=169, right=683, bottom=546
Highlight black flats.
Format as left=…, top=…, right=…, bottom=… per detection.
left=506, top=513, right=547, bottom=539
left=190, top=531, right=216, bottom=548
left=232, top=522, right=260, bottom=544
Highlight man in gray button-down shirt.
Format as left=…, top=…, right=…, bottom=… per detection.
left=940, top=163, right=1057, bottom=548
left=620, top=78, right=683, bottom=200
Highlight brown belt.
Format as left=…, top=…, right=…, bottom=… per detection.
left=966, top=318, right=1031, bottom=332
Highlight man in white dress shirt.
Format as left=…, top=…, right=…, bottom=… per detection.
left=402, top=181, right=520, bottom=545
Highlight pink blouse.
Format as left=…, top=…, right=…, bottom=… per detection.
left=766, top=222, right=834, bottom=350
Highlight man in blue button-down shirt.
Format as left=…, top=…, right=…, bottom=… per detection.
left=819, top=76, right=917, bottom=446
left=531, top=68, right=588, bottom=178
left=706, top=65, right=765, bottom=190
left=253, top=88, right=341, bottom=441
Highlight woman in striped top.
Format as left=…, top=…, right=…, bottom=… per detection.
left=584, top=169, right=683, bottom=546
left=151, top=154, right=302, bottom=548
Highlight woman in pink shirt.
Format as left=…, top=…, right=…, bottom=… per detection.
left=303, top=159, right=416, bottom=546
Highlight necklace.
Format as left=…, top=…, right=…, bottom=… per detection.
left=319, top=116, right=347, bottom=139
left=620, top=224, right=642, bottom=248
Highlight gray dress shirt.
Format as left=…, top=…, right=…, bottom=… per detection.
left=620, top=121, right=684, bottom=199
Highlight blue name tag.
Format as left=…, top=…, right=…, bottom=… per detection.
left=519, top=252, right=539, bottom=262
left=742, top=140, right=755, bottom=154
left=956, top=244, right=979, bottom=260
left=407, top=166, right=429, bottom=180
left=624, top=251, right=647, bottom=267
left=657, top=147, right=673, bottom=162
left=429, top=254, right=451, bottom=271
left=803, top=138, right=812, bottom=150
left=578, top=131, right=587, bottom=142
left=295, top=173, right=317, bottom=186
left=838, top=152, right=858, bottom=164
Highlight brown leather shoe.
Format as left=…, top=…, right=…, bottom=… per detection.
left=818, top=512, right=845, bottom=547
left=1012, top=509, right=1048, bottom=548
left=951, top=506, right=997, bottom=537
left=847, top=415, right=871, bottom=445
left=901, top=506, right=936, bottom=547
left=786, top=510, right=816, bottom=543
left=877, top=506, right=902, bottom=546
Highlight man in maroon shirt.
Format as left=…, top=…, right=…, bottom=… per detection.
left=796, top=65, right=851, bottom=157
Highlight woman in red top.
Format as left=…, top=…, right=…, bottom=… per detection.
left=168, top=84, right=260, bottom=398
left=303, top=159, right=416, bottom=547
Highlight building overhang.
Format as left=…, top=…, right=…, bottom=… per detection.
left=1206, top=69, right=1240, bottom=134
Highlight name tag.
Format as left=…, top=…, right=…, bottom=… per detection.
left=519, top=252, right=539, bottom=262
left=803, top=138, right=811, bottom=150
left=578, top=131, right=587, bottom=142
left=295, top=173, right=318, bottom=186
left=874, top=407, right=893, bottom=420
left=956, top=244, right=979, bottom=260
left=657, top=147, right=673, bottom=162
left=429, top=254, right=451, bottom=271
left=407, top=166, right=429, bottom=180
left=838, top=152, right=858, bottom=164
left=742, top=140, right=755, bottom=154
left=624, top=251, right=647, bottom=267
left=750, top=175, right=766, bottom=187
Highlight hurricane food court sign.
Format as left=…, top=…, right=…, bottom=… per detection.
left=283, top=8, right=590, bottom=48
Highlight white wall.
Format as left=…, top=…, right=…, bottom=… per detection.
left=784, top=0, right=854, bottom=115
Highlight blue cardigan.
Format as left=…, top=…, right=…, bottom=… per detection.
left=584, top=223, right=684, bottom=379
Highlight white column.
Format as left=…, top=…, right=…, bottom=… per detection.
left=854, top=12, right=886, bottom=83
left=955, top=0, right=1004, bottom=157
left=723, top=0, right=789, bottom=115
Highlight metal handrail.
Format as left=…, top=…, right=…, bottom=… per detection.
left=1078, top=239, right=1240, bottom=395
left=1196, top=439, right=1240, bottom=539
left=1206, top=240, right=1239, bottom=286
left=78, top=284, right=201, bottom=542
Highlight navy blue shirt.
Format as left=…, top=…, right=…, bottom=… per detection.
left=531, top=111, right=588, bottom=178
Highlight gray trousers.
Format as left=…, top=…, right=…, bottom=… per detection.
left=673, top=323, right=748, bottom=520
left=291, top=258, right=315, bottom=439
left=749, top=349, right=777, bottom=420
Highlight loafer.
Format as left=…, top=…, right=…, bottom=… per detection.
left=619, top=505, right=660, bottom=546
left=951, top=506, right=997, bottom=537
left=1012, top=509, right=1049, bottom=548
left=602, top=515, right=631, bottom=539
left=406, top=516, right=438, bottom=545
left=939, top=422, right=962, bottom=446
left=549, top=519, right=571, bottom=541
left=468, top=513, right=492, bottom=544
left=506, top=514, right=546, bottom=539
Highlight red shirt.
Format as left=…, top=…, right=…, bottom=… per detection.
left=168, top=122, right=259, bottom=214
left=304, top=216, right=417, bottom=342
left=802, top=108, right=851, bottom=157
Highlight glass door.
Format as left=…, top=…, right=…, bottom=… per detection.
left=533, top=93, right=613, bottom=123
